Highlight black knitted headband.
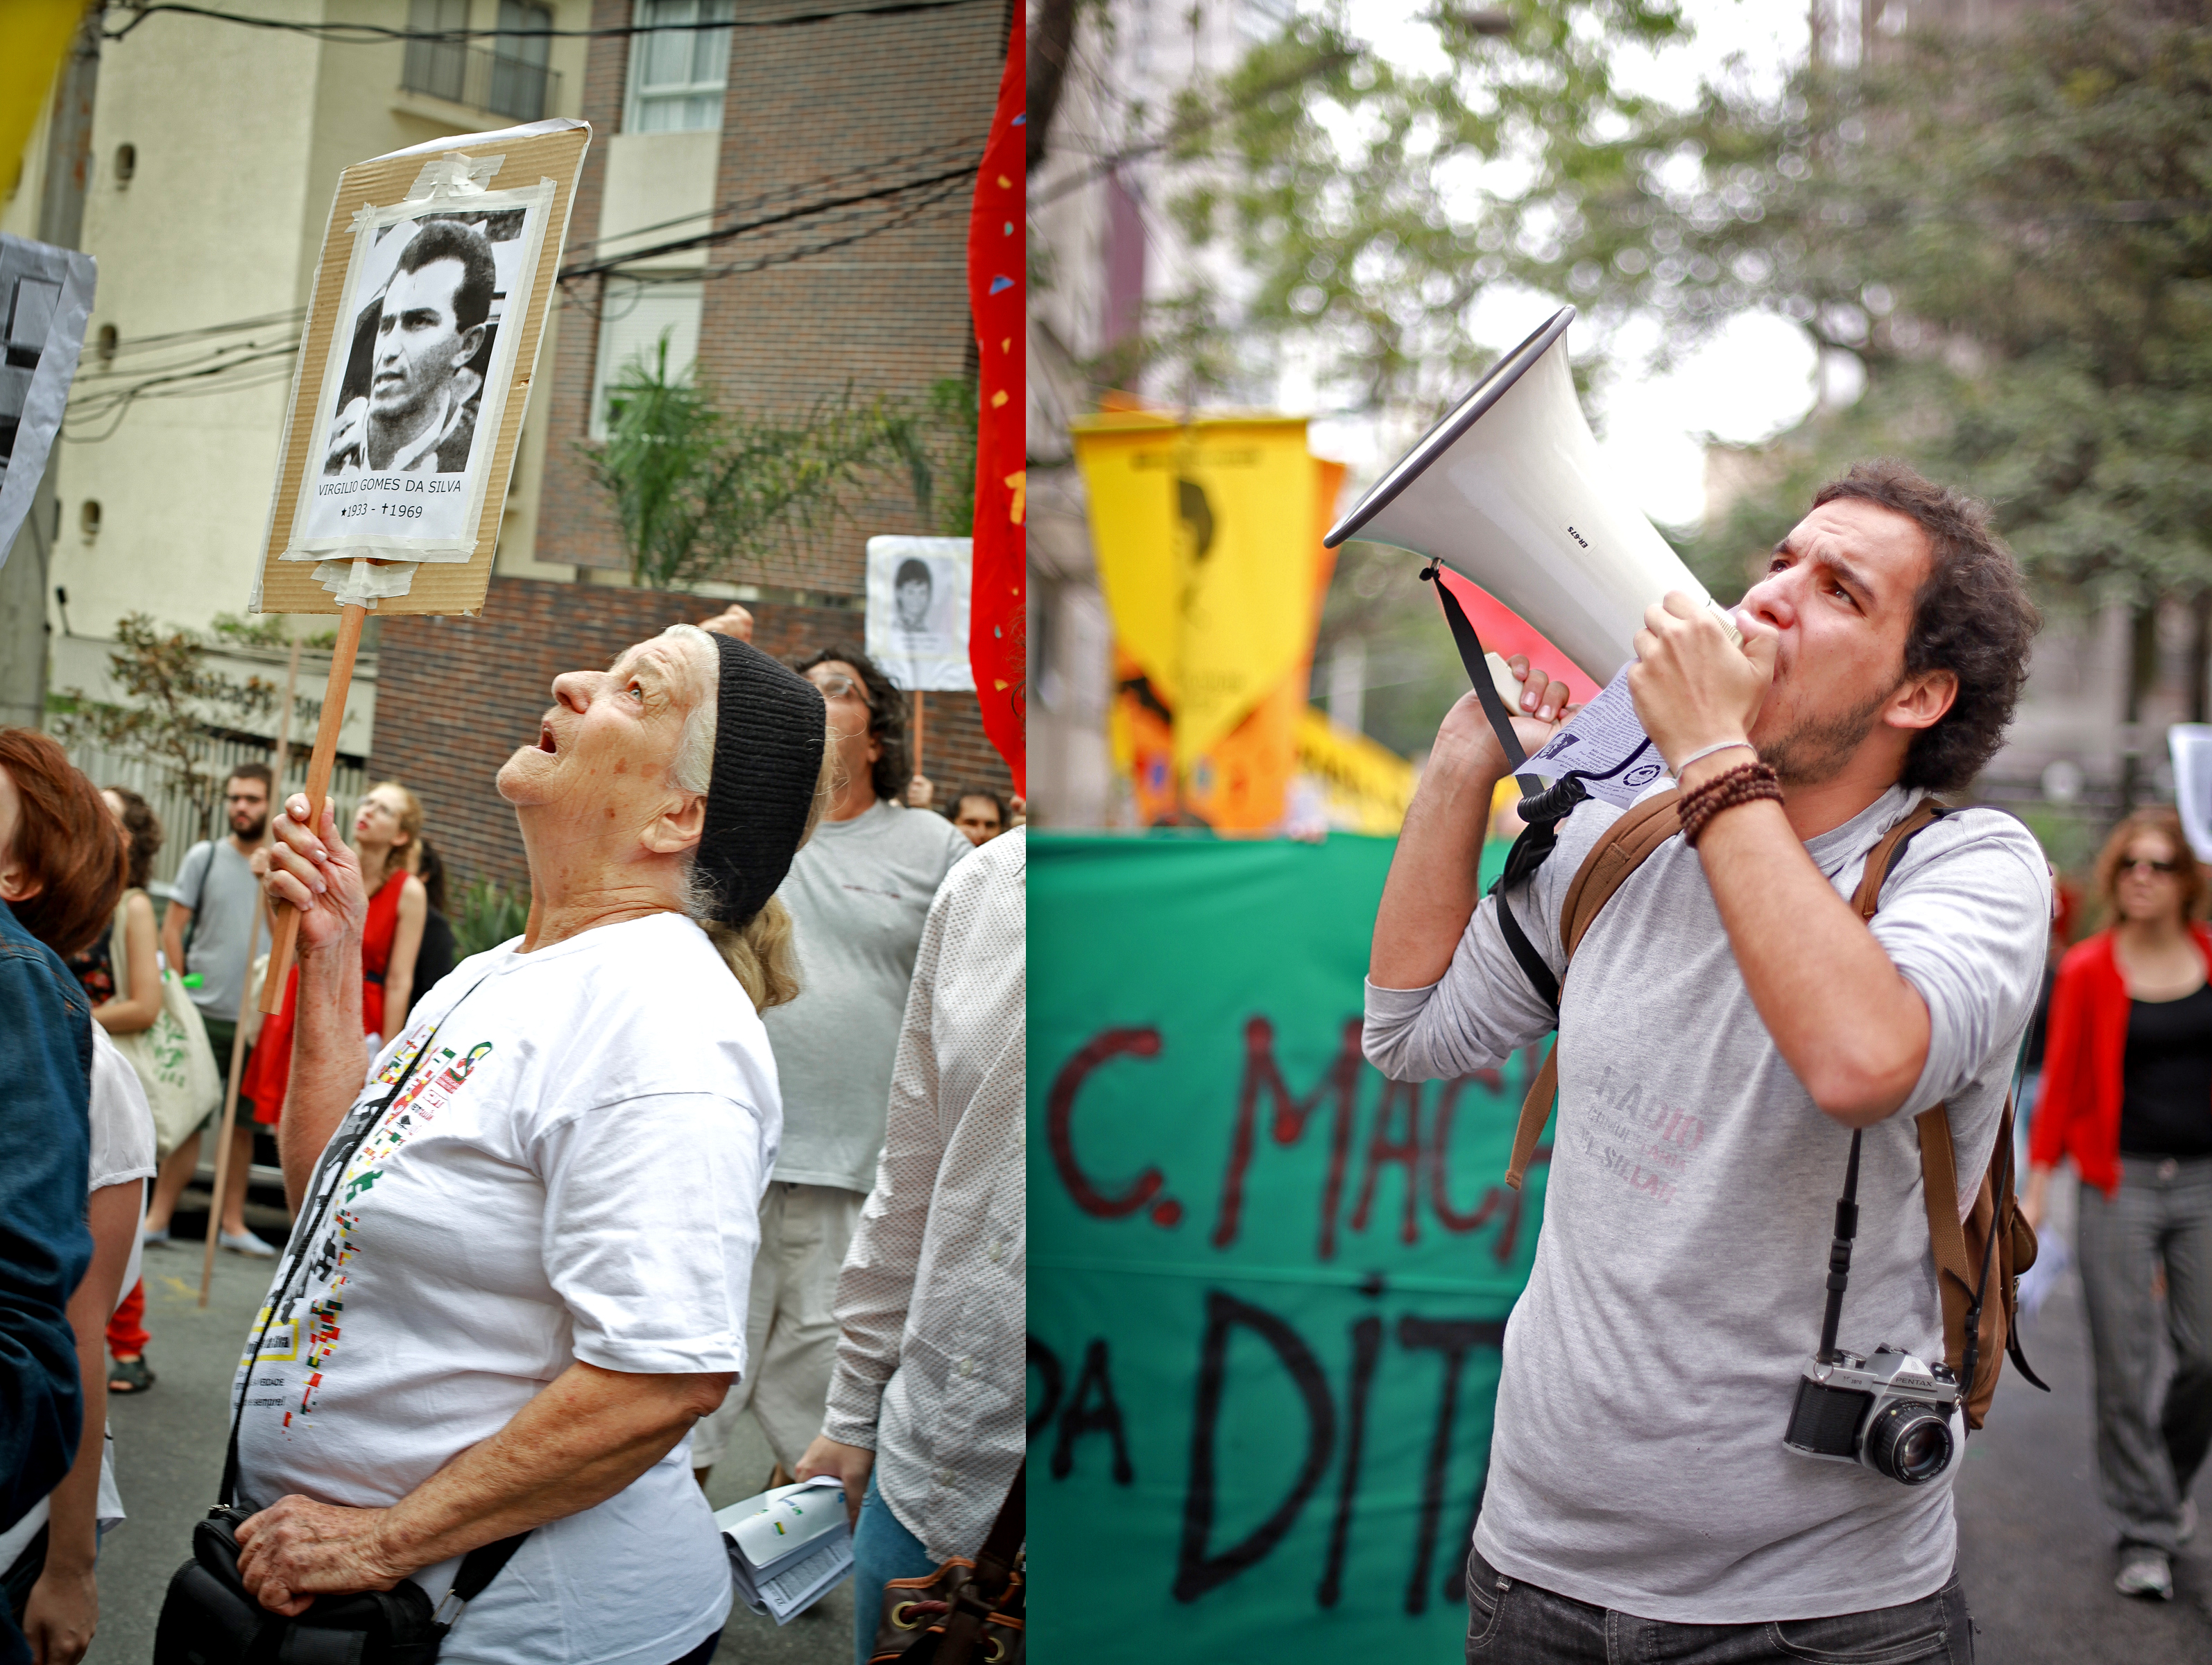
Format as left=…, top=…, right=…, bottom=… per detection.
left=696, top=633, right=827, bottom=925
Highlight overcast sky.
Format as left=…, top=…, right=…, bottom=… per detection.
left=1306, top=0, right=1841, bottom=528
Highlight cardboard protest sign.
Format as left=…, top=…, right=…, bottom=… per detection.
left=1031, top=834, right=1544, bottom=1659
left=250, top=117, right=590, bottom=617
left=865, top=535, right=973, bottom=692
left=0, top=234, right=96, bottom=563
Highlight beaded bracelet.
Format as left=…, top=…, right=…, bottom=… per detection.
left=1679, top=758, right=1783, bottom=848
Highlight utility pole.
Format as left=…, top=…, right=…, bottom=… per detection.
left=0, top=12, right=98, bottom=731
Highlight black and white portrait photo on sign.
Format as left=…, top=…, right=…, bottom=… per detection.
left=323, top=212, right=514, bottom=478
left=865, top=536, right=973, bottom=692
left=0, top=234, right=95, bottom=564
left=284, top=161, right=556, bottom=563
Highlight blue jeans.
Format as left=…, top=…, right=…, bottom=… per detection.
left=1464, top=1546, right=1975, bottom=1663
left=851, top=1474, right=935, bottom=1665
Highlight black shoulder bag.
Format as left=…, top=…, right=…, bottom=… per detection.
left=155, top=991, right=529, bottom=1665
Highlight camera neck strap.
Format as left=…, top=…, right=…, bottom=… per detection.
left=216, top=975, right=531, bottom=1620
left=221, top=971, right=499, bottom=1501
left=1816, top=1130, right=1864, bottom=1363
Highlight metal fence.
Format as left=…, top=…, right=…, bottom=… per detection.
left=400, top=37, right=561, bottom=122
left=62, top=732, right=366, bottom=895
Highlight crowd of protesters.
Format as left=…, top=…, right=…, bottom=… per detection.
left=0, top=611, right=1023, bottom=1665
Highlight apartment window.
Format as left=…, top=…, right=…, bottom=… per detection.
left=402, top=0, right=470, bottom=106
left=626, top=0, right=734, bottom=133
left=490, top=0, right=554, bottom=121
left=590, top=280, right=703, bottom=438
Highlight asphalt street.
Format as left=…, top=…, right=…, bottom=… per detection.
left=81, top=1193, right=849, bottom=1665
left=83, top=1173, right=2212, bottom=1663
left=1953, top=1169, right=2212, bottom=1662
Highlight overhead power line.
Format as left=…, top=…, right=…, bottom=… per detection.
left=103, top=0, right=995, bottom=45
left=559, top=162, right=977, bottom=282
left=560, top=137, right=982, bottom=266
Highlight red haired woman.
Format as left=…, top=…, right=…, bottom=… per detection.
left=0, top=730, right=155, bottom=1663
left=2026, top=807, right=2212, bottom=1602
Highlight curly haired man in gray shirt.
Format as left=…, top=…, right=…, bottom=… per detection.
left=1366, top=462, right=2048, bottom=1660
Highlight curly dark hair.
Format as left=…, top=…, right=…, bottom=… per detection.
left=794, top=644, right=909, bottom=804
left=102, top=785, right=162, bottom=893
left=1810, top=461, right=2039, bottom=794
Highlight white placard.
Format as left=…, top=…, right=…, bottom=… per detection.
left=282, top=170, right=556, bottom=563
left=866, top=535, right=973, bottom=692
left=2170, top=724, right=2212, bottom=863
left=0, top=236, right=96, bottom=565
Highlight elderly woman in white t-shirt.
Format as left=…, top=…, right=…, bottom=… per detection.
left=232, top=626, right=830, bottom=1665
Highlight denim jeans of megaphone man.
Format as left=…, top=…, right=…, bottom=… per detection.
left=1461, top=1547, right=1975, bottom=1664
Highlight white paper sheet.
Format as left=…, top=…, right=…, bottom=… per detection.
left=714, top=1475, right=855, bottom=1625
left=1525, top=666, right=1670, bottom=808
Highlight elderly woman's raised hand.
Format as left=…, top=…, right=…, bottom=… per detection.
left=262, top=792, right=367, bottom=955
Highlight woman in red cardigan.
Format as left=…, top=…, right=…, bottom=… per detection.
left=2024, top=806, right=2212, bottom=1603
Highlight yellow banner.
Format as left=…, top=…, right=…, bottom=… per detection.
left=1074, top=413, right=1319, bottom=767
left=1294, top=709, right=1418, bottom=835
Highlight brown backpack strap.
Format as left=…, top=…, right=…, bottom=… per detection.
left=1505, top=1043, right=1560, bottom=1192
left=1559, top=790, right=1683, bottom=958
left=1849, top=797, right=1945, bottom=920
left=1503, top=791, right=1683, bottom=1190
left=1915, top=1104, right=1971, bottom=1321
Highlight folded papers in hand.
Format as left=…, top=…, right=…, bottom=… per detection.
left=714, top=1474, right=854, bottom=1625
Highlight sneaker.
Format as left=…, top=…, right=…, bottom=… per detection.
left=218, top=1229, right=277, bottom=1258
left=140, top=1227, right=171, bottom=1247
left=2116, top=1548, right=2173, bottom=1600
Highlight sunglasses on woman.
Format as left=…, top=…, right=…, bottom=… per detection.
left=2118, top=857, right=2181, bottom=876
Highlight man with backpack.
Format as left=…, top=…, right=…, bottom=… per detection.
left=1366, top=461, right=2048, bottom=1658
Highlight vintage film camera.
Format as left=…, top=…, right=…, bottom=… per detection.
left=1781, top=1132, right=1962, bottom=1486
left=1785, top=1345, right=1960, bottom=1485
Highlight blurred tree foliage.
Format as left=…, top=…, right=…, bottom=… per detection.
left=1505, top=1, right=2212, bottom=613
left=1095, top=0, right=1690, bottom=410
left=48, top=615, right=277, bottom=841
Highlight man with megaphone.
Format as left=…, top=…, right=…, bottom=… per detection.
left=1365, top=461, right=2048, bottom=1659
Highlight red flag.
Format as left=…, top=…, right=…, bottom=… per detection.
left=1434, top=569, right=1602, bottom=708
left=967, top=8, right=1026, bottom=794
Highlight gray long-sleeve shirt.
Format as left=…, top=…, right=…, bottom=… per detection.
left=1364, top=785, right=2049, bottom=1623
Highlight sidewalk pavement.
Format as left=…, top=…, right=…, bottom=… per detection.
left=1953, top=1169, right=2212, bottom=1661
left=82, top=1209, right=848, bottom=1664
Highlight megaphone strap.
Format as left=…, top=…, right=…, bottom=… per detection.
left=1421, top=561, right=1545, bottom=801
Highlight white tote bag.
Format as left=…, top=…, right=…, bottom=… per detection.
left=103, top=894, right=223, bottom=1158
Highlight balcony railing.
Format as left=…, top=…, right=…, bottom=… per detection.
left=400, top=37, right=562, bottom=123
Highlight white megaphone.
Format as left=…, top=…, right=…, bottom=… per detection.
left=1324, top=306, right=1739, bottom=685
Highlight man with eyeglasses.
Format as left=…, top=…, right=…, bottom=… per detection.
left=144, top=763, right=280, bottom=1257
left=685, top=636, right=971, bottom=1494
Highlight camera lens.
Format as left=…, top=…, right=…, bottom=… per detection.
left=1866, top=1402, right=1953, bottom=1485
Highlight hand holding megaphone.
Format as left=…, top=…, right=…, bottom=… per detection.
left=1627, top=592, right=1780, bottom=778
left=1434, top=652, right=1576, bottom=780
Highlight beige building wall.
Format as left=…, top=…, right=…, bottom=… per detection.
left=32, top=0, right=592, bottom=732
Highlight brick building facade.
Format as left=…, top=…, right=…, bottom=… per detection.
left=372, top=577, right=1009, bottom=889
left=372, top=0, right=1016, bottom=889
left=535, top=0, right=1006, bottom=595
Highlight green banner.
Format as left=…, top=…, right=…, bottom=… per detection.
left=1029, top=833, right=1547, bottom=1657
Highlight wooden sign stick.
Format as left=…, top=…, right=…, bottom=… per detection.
left=914, top=691, right=925, bottom=781
left=203, top=635, right=303, bottom=1305
left=258, top=603, right=366, bottom=1017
